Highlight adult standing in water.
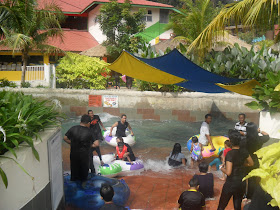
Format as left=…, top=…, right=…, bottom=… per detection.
left=244, top=122, right=269, bottom=200
left=63, top=115, right=93, bottom=185
left=109, top=114, right=134, bottom=137
left=88, top=110, right=106, bottom=173
left=217, top=130, right=254, bottom=210
left=198, top=114, right=215, bottom=152
left=234, top=113, right=248, bottom=137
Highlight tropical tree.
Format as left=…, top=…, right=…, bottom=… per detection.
left=167, top=0, right=221, bottom=46
left=187, top=0, right=279, bottom=55
left=0, top=0, right=65, bottom=87
left=98, top=0, right=146, bottom=62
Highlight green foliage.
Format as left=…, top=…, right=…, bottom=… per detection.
left=257, top=40, right=275, bottom=49
left=243, top=141, right=280, bottom=207
left=21, top=82, right=31, bottom=88
left=167, top=0, right=221, bottom=43
left=0, top=90, right=63, bottom=188
left=202, top=43, right=280, bottom=83
left=0, top=0, right=65, bottom=86
left=238, top=31, right=255, bottom=43
left=56, top=52, right=110, bottom=90
left=245, top=71, right=280, bottom=113
left=98, top=0, right=146, bottom=61
left=0, top=78, right=17, bottom=87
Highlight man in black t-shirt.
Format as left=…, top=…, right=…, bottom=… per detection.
left=64, top=115, right=93, bottom=183
left=178, top=177, right=205, bottom=210
left=88, top=110, right=106, bottom=173
left=88, top=110, right=106, bottom=143
left=109, top=114, right=134, bottom=137
left=100, top=184, right=126, bottom=210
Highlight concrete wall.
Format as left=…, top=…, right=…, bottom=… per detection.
left=259, top=111, right=280, bottom=138
left=1, top=88, right=260, bottom=124
left=0, top=128, right=62, bottom=210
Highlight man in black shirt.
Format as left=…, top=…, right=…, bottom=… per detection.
left=100, top=184, right=126, bottom=210
left=88, top=110, right=106, bottom=173
left=109, top=114, right=134, bottom=137
left=178, top=177, right=205, bottom=210
left=64, top=115, right=93, bottom=184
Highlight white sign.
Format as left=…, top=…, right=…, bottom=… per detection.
left=103, top=95, right=118, bottom=108
left=48, top=129, right=64, bottom=210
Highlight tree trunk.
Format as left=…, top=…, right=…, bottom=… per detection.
left=21, top=52, right=28, bottom=87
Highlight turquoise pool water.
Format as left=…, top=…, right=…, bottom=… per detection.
left=62, top=113, right=279, bottom=172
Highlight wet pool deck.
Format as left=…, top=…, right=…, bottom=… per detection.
left=121, top=170, right=236, bottom=210
left=63, top=143, right=238, bottom=210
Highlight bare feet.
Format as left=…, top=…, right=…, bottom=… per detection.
left=219, top=177, right=226, bottom=181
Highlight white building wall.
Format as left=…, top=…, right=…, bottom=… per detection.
left=131, top=7, right=160, bottom=28
left=88, top=6, right=164, bottom=44
left=88, top=5, right=107, bottom=44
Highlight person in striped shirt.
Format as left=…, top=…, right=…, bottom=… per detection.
left=234, top=113, right=248, bottom=136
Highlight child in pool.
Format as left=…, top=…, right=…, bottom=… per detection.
left=116, top=137, right=136, bottom=161
left=190, top=136, right=203, bottom=168
left=208, top=150, right=223, bottom=172
left=193, top=162, right=214, bottom=199
left=114, top=142, right=133, bottom=165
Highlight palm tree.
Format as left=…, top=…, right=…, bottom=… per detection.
left=167, top=0, right=221, bottom=45
left=187, top=0, right=279, bottom=55
left=0, top=0, right=65, bottom=86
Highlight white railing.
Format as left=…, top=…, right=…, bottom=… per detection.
left=23, top=65, right=45, bottom=81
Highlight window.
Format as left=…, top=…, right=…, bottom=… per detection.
left=143, top=10, right=153, bottom=22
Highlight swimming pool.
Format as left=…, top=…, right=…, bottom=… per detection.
left=61, top=113, right=279, bottom=172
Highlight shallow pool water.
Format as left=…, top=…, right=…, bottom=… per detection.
left=61, top=113, right=279, bottom=173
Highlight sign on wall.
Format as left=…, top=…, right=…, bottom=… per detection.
left=103, top=95, right=118, bottom=108
left=47, top=130, right=64, bottom=210
left=88, top=95, right=102, bottom=107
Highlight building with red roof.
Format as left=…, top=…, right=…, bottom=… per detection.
left=0, top=0, right=177, bottom=81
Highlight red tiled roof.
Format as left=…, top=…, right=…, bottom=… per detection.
left=48, top=30, right=98, bottom=52
left=37, top=0, right=173, bottom=13
left=0, top=30, right=99, bottom=52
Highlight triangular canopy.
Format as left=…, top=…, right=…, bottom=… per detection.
left=109, top=49, right=257, bottom=95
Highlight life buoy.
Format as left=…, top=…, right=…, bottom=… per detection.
left=116, top=145, right=127, bottom=159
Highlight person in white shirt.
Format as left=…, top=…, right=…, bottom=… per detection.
left=234, top=113, right=248, bottom=136
left=198, top=114, right=215, bottom=151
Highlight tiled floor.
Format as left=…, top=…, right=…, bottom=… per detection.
left=63, top=142, right=238, bottom=209
left=121, top=170, right=236, bottom=209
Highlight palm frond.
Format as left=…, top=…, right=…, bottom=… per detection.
left=188, top=0, right=278, bottom=55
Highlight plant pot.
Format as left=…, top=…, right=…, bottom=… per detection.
left=259, top=111, right=280, bottom=139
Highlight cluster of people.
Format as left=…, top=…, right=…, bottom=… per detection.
left=64, top=110, right=272, bottom=210
left=63, top=112, right=136, bottom=185
left=176, top=113, right=271, bottom=210
left=111, top=71, right=133, bottom=89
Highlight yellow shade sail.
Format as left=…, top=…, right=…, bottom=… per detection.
left=108, top=51, right=185, bottom=84
left=216, top=79, right=260, bottom=96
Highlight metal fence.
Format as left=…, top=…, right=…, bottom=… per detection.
left=24, top=66, right=45, bottom=81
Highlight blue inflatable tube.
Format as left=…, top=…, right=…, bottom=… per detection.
left=64, top=174, right=130, bottom=210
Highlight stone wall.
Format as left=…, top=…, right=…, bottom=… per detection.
left=1, top=88, right=260, bottom=124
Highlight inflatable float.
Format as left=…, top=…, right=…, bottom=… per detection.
left=103, top=127, right=136, bottom=147
left=187, top=134, right=228, bottom=158
left=93, top=154, right=144, bottom=178
left=64, top=173, right=130, bottom=210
